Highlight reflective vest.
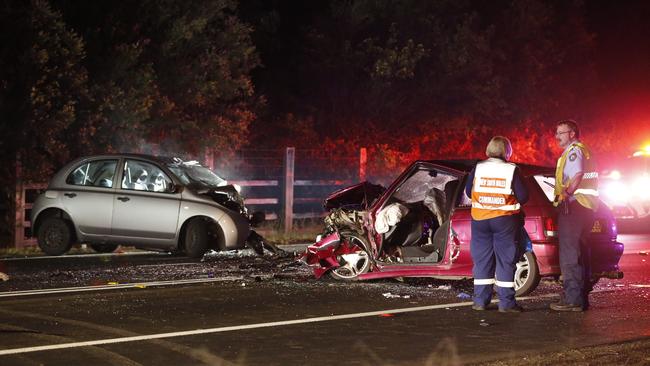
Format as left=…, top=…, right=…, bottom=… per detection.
left=471, top=158, right=521, bottom=220
left=554, top=142, right=599, bottom=211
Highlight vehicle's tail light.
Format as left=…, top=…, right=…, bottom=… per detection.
left=543, top=217, right=557, bottom=238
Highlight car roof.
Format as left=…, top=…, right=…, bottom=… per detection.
left=420, top=159, right=555, bottom=177
left=48, top=153, right=192, bottom=189
left=65, top=153, right=199, bottom=169
left=76, top=153, right=173, bottom=163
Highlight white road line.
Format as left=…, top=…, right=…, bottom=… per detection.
left=0, top=289, right=624, bottom=356
left=137, top=262, right=200, bottom=268
left=0, top=298, right=521, bottom=356
left=1, top=251, right=163, bottom=261
left=0, top=244, right=305, bottom=262
left=0, top=277, right=243, bottom=298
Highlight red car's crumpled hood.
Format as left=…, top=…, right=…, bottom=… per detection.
left=323, top=181, right=385, bottom=210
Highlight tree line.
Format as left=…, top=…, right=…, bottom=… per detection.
left=1, top=0, right=646, bottom=240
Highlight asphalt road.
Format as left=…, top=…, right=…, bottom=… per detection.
left=0, top=235, right=649, bottom=365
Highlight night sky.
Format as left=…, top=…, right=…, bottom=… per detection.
left=585, top=0, right=650, bottom=123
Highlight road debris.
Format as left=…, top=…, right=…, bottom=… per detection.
left=429, top=285, right=452, bottom=290
left=0, top=272, right=9, bottom=281
left=457, top=292, right=471, bottom=299
left=49, top=270, right=74, bottom=278
left=382, top=292, right=411, bottom=299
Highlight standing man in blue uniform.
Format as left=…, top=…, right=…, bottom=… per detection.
left=466, top=136, right=528, bottom=312
left=551, top=120, right=599, bottom=312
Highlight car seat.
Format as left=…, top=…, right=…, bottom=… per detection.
left=423, top=187, right=447, bottom=225
left=151, top=173, right=167, bottom=192
left=383, top=203, right=425, bottom=248
left=133, top=169, right=149, bottom=191
left=443, top=180, right=460, bottom=212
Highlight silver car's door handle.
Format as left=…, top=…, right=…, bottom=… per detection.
left=64, top=192, right=77, bottom=198
left=117, top=196, right=130, bottom=202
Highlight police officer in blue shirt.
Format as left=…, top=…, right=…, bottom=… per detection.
left=551, top=120, right=599, bottom=312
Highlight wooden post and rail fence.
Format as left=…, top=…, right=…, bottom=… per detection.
left=11, top=147, right=368, bottom=248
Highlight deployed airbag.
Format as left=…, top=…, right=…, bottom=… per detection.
left=374, top=203, right=409, bottom=234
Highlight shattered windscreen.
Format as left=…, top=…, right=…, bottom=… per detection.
left=391, top=169, right=457, bottom=203
left=167, top=160, right=227, bottom=188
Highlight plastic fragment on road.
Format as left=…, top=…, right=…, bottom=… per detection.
left=379, top=313, right=394, bottom=317
left=135, top=284, right=146, bottom=289
left=201, top=250, right=219, bottom=262
left=457, top=292, right=471, bottom=299
left=0, top=272, right=9, bottom=281
left=202, top=249, right=259, bottom=262
left=382, top=292, right=411, bottom=299
left=108, top=282, right=119, bottom=285
left=435, top=285, right=452, bottom=290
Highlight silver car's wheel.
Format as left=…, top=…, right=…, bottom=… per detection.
left=514, top=251, right=541, bottom=296
left=329, top=233, right=371, bottom=280
left=184, top=219, right=209, bottom=258
left=37, top=217, right=72, bottom=256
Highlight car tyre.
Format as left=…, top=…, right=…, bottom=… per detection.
left=514, top=251, right=541, bottom=296
left=37, top=217, right=73, bottom=256
left=329, top=231, right=371, bottom=281
left=89, top=244, right=119, bottom=253
left=184, top=219, right=209, bottom=258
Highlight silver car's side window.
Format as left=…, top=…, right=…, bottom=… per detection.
left=66, top=160, right=118, bottom=188
left=122, top=160, right=173, bottom=193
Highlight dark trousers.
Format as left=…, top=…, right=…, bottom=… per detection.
left=470, top=215, right=520, bottom=309
left=558, top=200, right=594, bottom=306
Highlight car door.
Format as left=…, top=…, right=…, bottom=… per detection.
left=448, top=175, right=473, bottom=267
left=370, top=162, right=465, bottom=260
left=61, top=158, right=119, bottom=236
left=111, top=159, right=181, bottom=240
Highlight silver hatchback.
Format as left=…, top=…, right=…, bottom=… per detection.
left=30, top=154, right=265, bottom=257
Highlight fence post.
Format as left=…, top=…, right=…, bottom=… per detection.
left=283, top=147, right=295, bottom=233
left=204, top=147, right=214, bottom=170
left=14, top=154, right=25, bottom=249
left=359, top=147, right=367, bottom=182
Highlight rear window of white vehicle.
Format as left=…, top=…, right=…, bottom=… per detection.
left=534, top=175, right=556, bottom=202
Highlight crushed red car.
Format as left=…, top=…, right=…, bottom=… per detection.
left=301, top=160, right=624, bottom=295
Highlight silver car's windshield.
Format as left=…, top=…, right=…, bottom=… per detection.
left=167, top=161, right=227, bottom=188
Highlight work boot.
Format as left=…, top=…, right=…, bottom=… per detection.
left=498, top=304, right=524, bottom=313
left=550, top=302, right=584, bottom=312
